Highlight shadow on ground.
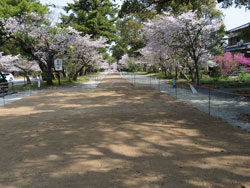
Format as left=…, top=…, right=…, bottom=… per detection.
left=0, top=73, right=250, bottom=188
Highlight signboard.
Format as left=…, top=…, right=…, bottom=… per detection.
left=54, top=58, right=63, bottom=71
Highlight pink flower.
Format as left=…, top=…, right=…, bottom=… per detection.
left=215, top=52, right=239, bottom=77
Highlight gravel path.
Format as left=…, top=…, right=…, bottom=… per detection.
left=120, top=72, right=250, bottom=132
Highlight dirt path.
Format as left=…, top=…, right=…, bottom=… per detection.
left=0, top=73, right=250, bottom=188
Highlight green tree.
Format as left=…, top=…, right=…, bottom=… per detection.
left=217, top=0, right=250, bottom=9
left=111, top=16, right=146, bottom=62
left=0, top=0, right=48, bottom=18
left=63, top=0, right=118, bottom=42
left=120, top=0, right=222, bottom=18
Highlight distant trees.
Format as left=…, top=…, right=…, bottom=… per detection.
left=111, top=16, right=145, bottom=62
left=64, top=29, right=107, bottom=81
left=0, top=52, right=19, bottom=71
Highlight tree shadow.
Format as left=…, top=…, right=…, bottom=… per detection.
left=0, top=74, right=250, bottom=188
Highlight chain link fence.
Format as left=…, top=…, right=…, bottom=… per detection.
left=120, top=72, right=250, bottom=132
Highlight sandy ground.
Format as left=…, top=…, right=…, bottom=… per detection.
left=0, top=73, right=250, bottom=188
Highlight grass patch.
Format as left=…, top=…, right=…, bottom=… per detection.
left=146, top=72, right=250, bottom=88
left=200, top=77, right=250, bottom=88
left=11, top=73, right=100, bottom=92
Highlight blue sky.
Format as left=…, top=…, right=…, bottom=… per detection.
left=40, top=0, right=250, bottom=30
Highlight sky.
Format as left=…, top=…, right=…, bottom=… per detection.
left=40, top=0, right=250, bottom=30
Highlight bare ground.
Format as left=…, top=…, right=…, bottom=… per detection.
left=0, top=73, right=250, bottom=188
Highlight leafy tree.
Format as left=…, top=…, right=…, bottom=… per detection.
left=2, top=14, right=75, bottom=85
left=0, top=0, right=49, bottom=55
left=111, top=42, right=127, bottom=62
left=0, top=52, right=19, bottom=71
left=119, top=0, right=222, bottom=18
left=0, top=0, right=48, bottom=18
left=63, top=0, right=118, bottom=42
left=63, top=29, right=107, bottom=81
left=217, top=0, right=250, bottom=9
left=3, top=14, right=107, bottom=85
left=141, top=11, right=224, bottom=85
left=111, top=16, right=147, bottom=63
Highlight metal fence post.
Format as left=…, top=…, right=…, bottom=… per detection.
left=29, top=82, right=31, bottom=96
left=175, top=86, right=177, bottom=99
left=158, top=79, right=160, bottom=91
left=2, top=90, right=5, bottom=106
left=150, top=76, right=151, bottom=87
left=209, top=86, right=211, bottom=115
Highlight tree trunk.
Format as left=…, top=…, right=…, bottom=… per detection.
left=190, top=69, right=194, bottom=82
left=79, top=68, right=84, bottom=76
left=84, top=67, right=90, bottom=75
left=175, top=65, right=178, bottom=80
left=143, top=64, right=147, bottom=72
left=25, top=74, right=31, bottom=83
left=164, top=68, right=167, bottom=78
left=194, top=59, right=200, bottom=85
left=153, top=66, right=157, bottom=73
left=46, top=54, right=53, bottom=85
left=62, top=68, right=67, bottom=78
left=14, top=65, right=31, bottom=83
left=73, top=66, right=85, bottom=81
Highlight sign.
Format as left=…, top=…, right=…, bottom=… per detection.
left=54, top=58, right=63, bottom=71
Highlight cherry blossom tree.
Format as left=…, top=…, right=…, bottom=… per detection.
left=118, top=54, right=130, bottom=70
left=64, top=30, right=107, bottom=81
left=0, top=52, right=40, bottom=82
left=141, top=11, right=223, bottom=84
left=2, top=14, right=79, bottom=85
left=0, top=52, right=19, bottom=71
left=2, top=13, right=107, bottom=84
left=118, top=54, right=138, bottom=71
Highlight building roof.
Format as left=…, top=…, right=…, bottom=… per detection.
left=227, top=22, right=250, bottom=34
